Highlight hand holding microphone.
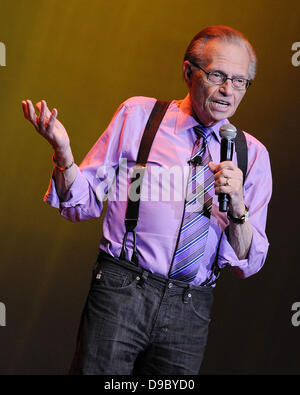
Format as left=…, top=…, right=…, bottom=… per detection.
left=208, top=123, right=245, bottom=214
left=218, top=123, right=237, bottom=212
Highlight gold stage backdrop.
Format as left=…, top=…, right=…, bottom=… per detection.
left=0, top=0, right=299, bottom=374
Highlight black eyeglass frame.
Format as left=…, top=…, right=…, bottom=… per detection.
left=188, top=60, right=252, bottom=90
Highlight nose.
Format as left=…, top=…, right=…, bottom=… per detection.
left=219, top=79, right=234, bottom=96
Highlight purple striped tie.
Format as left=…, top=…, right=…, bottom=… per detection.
left=170, top=125, right=214, bottom=282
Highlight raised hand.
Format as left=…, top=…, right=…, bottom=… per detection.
left=22, top=99, right=73, bottom=166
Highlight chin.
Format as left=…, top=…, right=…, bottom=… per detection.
left=212, top=109, right=234, bottom=122
left=208, top=114, right=229, bottom=125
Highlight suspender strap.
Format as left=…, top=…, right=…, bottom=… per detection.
left=235, top=128, right=248, bottom=185
left=136, top=101, right=171, bottom=164
left=119, top=100, right=171, bottom=264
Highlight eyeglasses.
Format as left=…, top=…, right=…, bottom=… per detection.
left=189, top=60, right=251, bottom=90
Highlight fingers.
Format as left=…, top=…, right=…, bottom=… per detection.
left=215, top=168, right=235, bottom=180
left=209, top=164, right=244, bottom=213
left=208, top=161, right=217, bottom=172
left=41, top=101, right=57, bottom=131
left=215, top=176, right=231, bottom=187
left=36, top=99, right=52, bottom=118
left=35, top=101, right=42, bottom=113
left=47, top=108, right=58, bottom=130
left=209, top=160, right=243, bottom=195
left=22, top=99, right=56, bottom=135
left=24, top=100, right=39, bottom=130
left=40, top=100, right=51, bottom=133
left=21, top=100, right=29, bottom=119
left=209, top=161, right=237, bottom=181
left=210, top=161, right=237, bottom=173
left=210, top=161, right=242, bottom=181
left=214, top=179, right=235, bottom=196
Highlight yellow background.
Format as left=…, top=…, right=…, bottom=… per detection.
left=0, top=0, right=299, bottom=374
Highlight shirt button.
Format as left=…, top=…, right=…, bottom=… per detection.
left=168, top=283, right=173, bottom=288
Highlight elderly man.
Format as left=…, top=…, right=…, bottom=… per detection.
left=22, top=25, right=272, bottom=375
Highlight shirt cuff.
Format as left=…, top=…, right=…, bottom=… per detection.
left=218, top=230, right=248, bottom=268
left=217, top=226, right=269, bottom=278
left=43, top=165, right=90, bottom=210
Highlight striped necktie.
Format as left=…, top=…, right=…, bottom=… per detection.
left=169, top=125, right=214, bottom=283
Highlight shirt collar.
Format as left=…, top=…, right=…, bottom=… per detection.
left=173, top=94, right=230, bottom=143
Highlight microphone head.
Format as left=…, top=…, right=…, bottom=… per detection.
left=219, top=123, right=237, bottom=140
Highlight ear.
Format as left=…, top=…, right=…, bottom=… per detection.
left=183, top=60, right=193, bottom=87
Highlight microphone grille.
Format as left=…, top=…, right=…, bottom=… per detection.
left=219, top=123, right=237, bottom=140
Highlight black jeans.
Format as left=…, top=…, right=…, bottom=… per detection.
left=69, top=252, right=214, bottom=375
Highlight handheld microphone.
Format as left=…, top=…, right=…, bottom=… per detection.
left=218, top=123, right=237, bottom=212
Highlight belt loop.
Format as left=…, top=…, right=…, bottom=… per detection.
left=183, top=285, right=192, bottom=304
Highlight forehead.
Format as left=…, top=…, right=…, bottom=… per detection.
left=200, top=38, right=250, bottom=76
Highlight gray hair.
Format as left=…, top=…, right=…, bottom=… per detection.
left=184, top=25, right=257, bottom=80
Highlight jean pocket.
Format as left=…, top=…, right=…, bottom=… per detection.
left=92, top=267, right=138, bottom=291
left=189, top=291, right=213, bottom=322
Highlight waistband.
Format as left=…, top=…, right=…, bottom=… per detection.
left=97, top=250, right=213, bottom=292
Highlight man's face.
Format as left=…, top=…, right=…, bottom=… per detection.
left=183, top=39, right=251, bottom=127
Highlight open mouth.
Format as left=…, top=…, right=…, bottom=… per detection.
left=212, top=99, right=231, bottom=108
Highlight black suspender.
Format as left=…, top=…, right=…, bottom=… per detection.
left=119, top=99, right=248, bottom=286
left=235, top=128, right=248, bottom=184
left=119, top=100, right=171, bottom=265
